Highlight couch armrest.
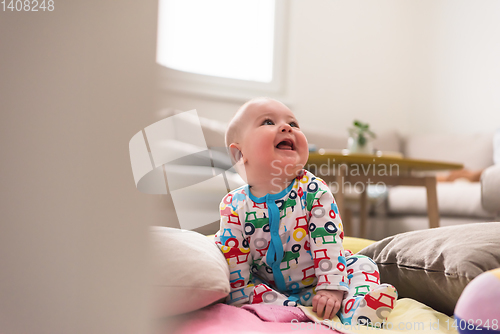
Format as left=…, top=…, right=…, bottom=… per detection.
left=481, top=164, right=500, bottom=214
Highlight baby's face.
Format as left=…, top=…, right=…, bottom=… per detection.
left=233, top=100, right=309, bottom=185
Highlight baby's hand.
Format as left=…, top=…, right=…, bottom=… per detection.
left=312, top=289, right=344, bottom=319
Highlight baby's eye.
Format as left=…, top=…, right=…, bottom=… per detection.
left=290, top=122, right=299, bottom=128
left=262, top=119, right=274, bottom=126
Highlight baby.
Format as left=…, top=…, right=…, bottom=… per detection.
left=214, top=97, right=397, bottom=325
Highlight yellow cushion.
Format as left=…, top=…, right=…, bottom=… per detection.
left=343, top=236, right=376, bottom=254
left=300, top=298, right=456, bottom=334
left=207, top=235, right=374, bottom=254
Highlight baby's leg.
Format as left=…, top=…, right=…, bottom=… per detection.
left=339, top=255, right=397, bottom=327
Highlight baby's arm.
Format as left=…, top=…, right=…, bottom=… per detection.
left=307, top=177, right=349, bottom=318
left=214, top=195, right=253, bottom=306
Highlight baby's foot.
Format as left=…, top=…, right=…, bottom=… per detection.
left=351, top=284, right=398, bottom=327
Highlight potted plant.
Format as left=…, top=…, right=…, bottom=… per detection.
left=347, top=120, right=376, bottom=154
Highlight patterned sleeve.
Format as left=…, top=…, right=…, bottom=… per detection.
left=214, top=193, right=254, bottom=306
left=306, top=177, right=349, bottom=293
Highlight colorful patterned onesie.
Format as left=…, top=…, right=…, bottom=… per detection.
left=214, top=169, right=397, bottom=326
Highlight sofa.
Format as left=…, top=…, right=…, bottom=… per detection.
left=370, top=133, right=499, bottom=240
left=148, top=109, right=500, bottom=240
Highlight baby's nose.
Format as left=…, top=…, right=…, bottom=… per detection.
left=280, top=124, right=292, bottom=132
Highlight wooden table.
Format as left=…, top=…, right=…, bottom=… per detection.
left=306, top=150, right=463, bottom=238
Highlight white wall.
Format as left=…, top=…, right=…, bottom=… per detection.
left=157, top=0, right=500, bottom=136
left=410, top=0, right=500, bottom=134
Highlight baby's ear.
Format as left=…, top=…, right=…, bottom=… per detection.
left=229, top=144, right=243, bottom=164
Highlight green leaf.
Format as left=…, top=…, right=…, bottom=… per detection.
left=358, top=134, right=366, bottom=146
left=366, top=130, right=376, bottom=138
left=351, top=119, right=376, bottom=140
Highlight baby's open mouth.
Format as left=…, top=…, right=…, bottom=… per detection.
left=276, top=139, right=294, bottom=150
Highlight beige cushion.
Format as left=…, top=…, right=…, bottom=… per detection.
left=404, top=133, right=494, bottom=170
left=372, top=130, right=403, bottom=153
left=388, top=182, right=495, bottom=218
left=157, top=108, right=227, bottom=149
left=197, top=117, right=227, bottom=149
left=358, top=222, right=500, bottom=316
left=481, top=164, right=500, bottom=214
left=302, top=127, right=347, bottom=150
left=150, top=226, right=230, bottom=317
left=302, top=128, right=403, bottom=153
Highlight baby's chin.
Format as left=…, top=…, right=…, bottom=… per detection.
left=272, top=147, right=309, bottom=169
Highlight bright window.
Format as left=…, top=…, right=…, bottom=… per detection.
left=156, top=0, right=287, bottom=100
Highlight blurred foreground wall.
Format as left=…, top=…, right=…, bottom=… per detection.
left=0, top=1, right=159, bottom=333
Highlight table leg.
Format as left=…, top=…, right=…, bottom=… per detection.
left=359, top=187, right=368, bottom=238
left=425, top=176, right=440, bottom=228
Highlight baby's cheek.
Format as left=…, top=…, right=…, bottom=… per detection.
left=299, top=143, right=310, bottom=165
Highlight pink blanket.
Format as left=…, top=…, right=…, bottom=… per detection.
left=167, top=303, right=340, bottom=334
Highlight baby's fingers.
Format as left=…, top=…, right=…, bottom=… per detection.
left=334, top=300, right=341, bottom=316
left=323, top=298, right=340, bottom=319
left=312, top=295, right=327, bottom=318
left=323, top=299, right=334, bottom=319
left=311, top=294, right=320, bottom=312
